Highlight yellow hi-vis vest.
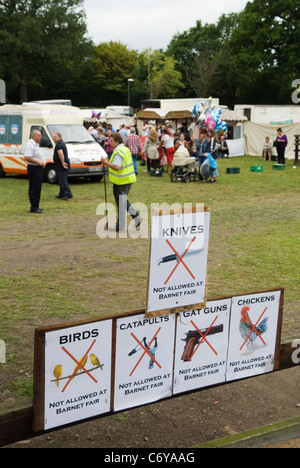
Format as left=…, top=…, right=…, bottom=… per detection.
left=109, top=144, right=137, bottom=185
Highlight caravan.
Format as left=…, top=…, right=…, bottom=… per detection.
left=0, top=103, right=107, bottom=183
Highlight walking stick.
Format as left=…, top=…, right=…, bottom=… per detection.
left=103, top=160, right=109, bottom=231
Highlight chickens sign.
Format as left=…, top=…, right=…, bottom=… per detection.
left=226, top=291, right=282, bottom=382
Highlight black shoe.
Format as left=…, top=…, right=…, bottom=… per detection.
left=30, top=208, right=43, bottom=213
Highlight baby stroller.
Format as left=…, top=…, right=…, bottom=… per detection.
left=170, top=146, right=200, bottom=183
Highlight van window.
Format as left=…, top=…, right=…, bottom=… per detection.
left=0, top=115, right=22, bottom=145
left=48, top=125, right=94, bottom=144
left=31, top=126, right=53, bottom=148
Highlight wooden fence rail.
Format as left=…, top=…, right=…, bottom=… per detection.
left=0, top=337, right=299, bottom=448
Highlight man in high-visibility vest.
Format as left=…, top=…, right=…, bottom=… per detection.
left=101, top=132, right=142, bottom=232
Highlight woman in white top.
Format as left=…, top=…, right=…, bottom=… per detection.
left=141, top=121, right=150, bottom=137
left=263, top=136, right=273, bottom=161
left=160, top=129, right=175, bottom=172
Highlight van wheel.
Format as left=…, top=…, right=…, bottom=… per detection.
left=45, top=164, right=57, bottom=184
left=0, top=164, right=5, bottom=178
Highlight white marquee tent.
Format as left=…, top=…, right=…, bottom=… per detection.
left=244, top=121, right=299, bottom=159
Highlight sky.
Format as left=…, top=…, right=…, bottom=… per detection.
left=83, top=0, right=251, bottom=51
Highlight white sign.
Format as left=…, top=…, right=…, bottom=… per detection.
left=33, top=289, right=283, bottom=432
left=226, top=291, right=282, bottom=382
left=44, top=320, right=112, bottom=430
left=0, top=339, right=5, bottom=364
left=173, top=299, right=231, bottom=394
left=146, top=208, right=210, bottom=315
left=114, top=313, right=176, bottom=412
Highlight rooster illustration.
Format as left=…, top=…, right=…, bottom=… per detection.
left=239, top=306, right=268, bottom=355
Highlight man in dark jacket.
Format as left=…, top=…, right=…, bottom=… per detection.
left=53, top=132, right=73, bottom=200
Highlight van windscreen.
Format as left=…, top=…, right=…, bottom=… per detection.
left=48, top=125, right=94, bottom=144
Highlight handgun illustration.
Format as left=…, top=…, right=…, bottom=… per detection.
left=181, top=324, right=224, bottom=361
left=158, top=249, right=203, bottom=266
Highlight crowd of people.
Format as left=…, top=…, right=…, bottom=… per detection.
left=88, top=120, right=230, bottom=183
left=23, top=119, right=289, bottom=230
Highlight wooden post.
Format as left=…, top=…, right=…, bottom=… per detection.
left=294, top=135, right=300, bottom=165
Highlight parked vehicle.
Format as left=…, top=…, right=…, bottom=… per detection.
left=0, top=103, right=107, bottom=183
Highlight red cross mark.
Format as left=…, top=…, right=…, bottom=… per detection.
left=240, top=307, right=268, bottom=351
left=188, top=316, right=219, bottom=362
left=61, top=340, right=98, bottom=393
left=164, top=237, right=196, bottom=285
left=129, top=328, right=162, bottom=376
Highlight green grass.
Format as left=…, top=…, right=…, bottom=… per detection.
left=0, top=156, right=299, bottom=400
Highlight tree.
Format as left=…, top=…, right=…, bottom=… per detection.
left=140, top=49, right=184, bottom=99
left=166, top=2, right=300, bottom=106
left=166, top=15, right=238, bottom=105
left=0, top=0, right=92, bottom=103
left=228, top=0, right=300, bottom=104
left=91, top=41, right=139, bottom=107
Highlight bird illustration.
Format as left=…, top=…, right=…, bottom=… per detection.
left=90, top=353, right=104, bottom=370
left=239, top=306, right=268, bottom=355
left=72, top=355, right=88, bottom=379
left=53, top=364, right=62, bottom=387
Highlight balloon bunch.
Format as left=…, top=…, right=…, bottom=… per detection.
left=193, top=98, right=228, bottom=133
left=92, top=110, right=101, bottom=120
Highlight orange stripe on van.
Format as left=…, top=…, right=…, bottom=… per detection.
left=5, top=156, right=27, bottom=168
left=2, top=144, right=20, bottom=148
left=5, top=168, right=27, bottom=175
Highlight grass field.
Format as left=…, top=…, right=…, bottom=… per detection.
left=0, top=155, right=299, bottom=401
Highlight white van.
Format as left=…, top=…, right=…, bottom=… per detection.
left=0, top=103, right=107, bottom=183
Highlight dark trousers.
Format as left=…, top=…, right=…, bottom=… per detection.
left=56, top=167, right=73, bottom=198
left=113, top=183, right=138, bottom=229
left=197, top=155, right=207, bottom=166
left=277, top=147, right=286, bottom=165
left=147, top=158, right=159, bottom=171
left=27, top=165, right=43, bottom=211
